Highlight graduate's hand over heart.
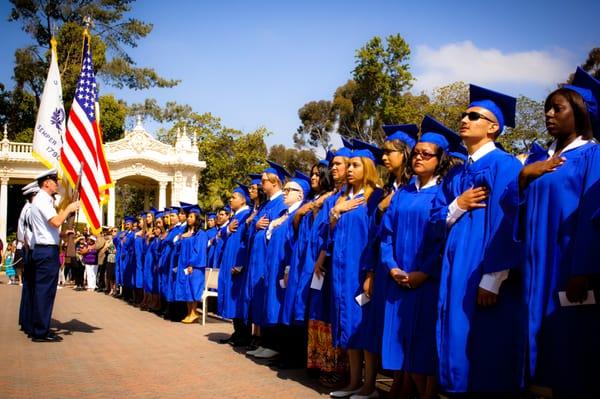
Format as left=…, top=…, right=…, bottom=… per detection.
left=313, top=191, right=332, bottom=211
left=228, top=219, right=239, bottom=233
left=477, top=287, right=498, bottom=307
left=519, top=157, right=565, bottom=190
left=457, top=187, right=488, bottom=210
left=298, top=202, right=313, bottom=216
left=566, top=275, right=589, bottom=303
left=335, top=197, right=365, bottom=214
left=255, top=216, right=270, bottom=229
left=378, top=192, right=394, bottom=212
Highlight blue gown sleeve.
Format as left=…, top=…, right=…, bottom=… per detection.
left=379, top=195, right=398, bottom=272
left=571, top=145, right=600, bottom=276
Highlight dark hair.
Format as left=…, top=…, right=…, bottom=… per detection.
left=545, top=88, right=594, bottom=139
left=255, top=186, right=267, bottom=207
left=185, top=212, right=202, bottom=234
left=311, top=163, right=334, bottom=197
left=410, top=144, right=461, bottom=184
left=383, top=139, right=412, bottom=192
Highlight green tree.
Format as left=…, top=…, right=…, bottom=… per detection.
left=497, top=95, right=546, bottom=154
left=425, top=81, right=469, bottom=132
left=5, top=0, right=179, bottom=141
left=294, top=100, right=334, bottom=151
left=99, top=94, right=127, bottom=142
left=268, top=144, right=319, bottom=175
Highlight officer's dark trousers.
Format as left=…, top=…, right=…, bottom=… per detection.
left=18, top=247, right=34, bottom=334
left=31, top=245, right=60, bottom=338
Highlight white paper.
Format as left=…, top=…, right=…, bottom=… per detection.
left=310, top=273, right=324, bottom=290
left=558, top=290, right=596, bottom=307
left=184, top=267, right=191, bottom=276
left=355, top=293, right=371, bottom=306
left=232, top=266, right=243, bottom=273
left=279, top=279, right=286, bottom=289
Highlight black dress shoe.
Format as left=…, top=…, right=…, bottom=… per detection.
left=32, top=334, right=63, bottom=342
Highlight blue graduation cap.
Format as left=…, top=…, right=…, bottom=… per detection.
left=419, top=115, right=462, bottom=153
left=334, top=137, right=353, bottom=158
left=155, top=210, right=164, bottom=219
left=292, top=170, right=311, bottom=197
left=179, top=201, right=193, bottom=208
left=207, top=212, right=216, bottom=220
left=469, top=84, right=517, bottom=133
left=183, top=205, right=202, bottom=215
left=124, top=216, right=136, bottom=224
left=233, top=182, right=251, bottom=204
left=264, top=160, right=291, bottom=182
left=383, top=124, right=419, bottom=149
left=351, top=139, right=383, bottom=165
left=564, top=67, right=600, bottom=139
left=148, top=207, right=158, bottom=216
left=223, top=205, right=232, bottom=213
left=319, top=150, right=334, bottom=167
left=248, top=173, right=263, bottom=186
left=167, top=206, right=179, bottom=215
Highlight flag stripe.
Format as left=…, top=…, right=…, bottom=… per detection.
left=59, top=32, right=110, bottom=234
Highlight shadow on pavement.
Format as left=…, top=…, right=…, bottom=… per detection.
left=51, top=318, right=102, bottom=336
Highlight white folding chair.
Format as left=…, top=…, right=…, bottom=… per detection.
left=201, top=267, right=219, bottom=325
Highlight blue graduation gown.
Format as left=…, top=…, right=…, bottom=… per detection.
left=210, top=225, right=228, bottom=268
left=264, top=209, right=298, bottom=325
left=113, top=233, right=123, bottom=286
left=307, top=192, right=340, bottom=323
left=174, top=230, right=208, bottom=302
left=432, top=148, right=525, bottom=393
left=134, top=234, right=146, bottom=289
left=206, top=227, right=218, bottom=266
left=330, top=189, right=383, bottom=350
left=243, top=194, right=287, bottom=324
left=121, top=230, right=135, bottom=288
left=160, top=224, right=185, bottom=302
left=521, top=142, right=600, bottom=395
left=379, top=180, right=442, bottom=374
left=281, top=203, right=314, bottom=325
left=217, top=208, right=251, bottom=319
left=143, top=236, right=160, bottom=293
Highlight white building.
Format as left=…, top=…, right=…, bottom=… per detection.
left=0, top=117, right=206, bottom=243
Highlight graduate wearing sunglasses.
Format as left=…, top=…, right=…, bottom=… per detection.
left=380, top=116, right=463, bottom=399
left=431, top=85, right=525, bottom=395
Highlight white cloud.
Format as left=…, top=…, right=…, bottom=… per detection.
left=412, top=41, right=573, bottom=92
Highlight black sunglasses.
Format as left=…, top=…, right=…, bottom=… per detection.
left=461, top=111, right=496, bottom=123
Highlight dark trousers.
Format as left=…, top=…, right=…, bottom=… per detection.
left=18, top=248, right=34, bottom=334
left=72, top=260, right=85, bottom=287
left=97, top=261, right=106, bottom=290
left=31, top=246, right=60, bottom=338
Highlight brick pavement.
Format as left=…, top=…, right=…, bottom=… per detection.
left=0, top=274, right=330, bottom=399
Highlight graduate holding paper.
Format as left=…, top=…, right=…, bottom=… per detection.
left=432, top=85, right=526, bottom=394
left=328, top=146, right=383, bottom=399
left=518, top=67, right=600, bottom=397
left=380, top=116, right=463, bottom=399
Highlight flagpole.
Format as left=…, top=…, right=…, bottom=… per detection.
left=65, top=165, right=83, bottom=257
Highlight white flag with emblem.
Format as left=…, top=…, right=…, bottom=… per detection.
left=32, top=37, right=65, bottom=171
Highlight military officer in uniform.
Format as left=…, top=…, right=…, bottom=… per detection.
left=29, top=169, right=79, bottom=342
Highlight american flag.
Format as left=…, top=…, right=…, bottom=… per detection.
left=60, top=31, right=112, bottom=234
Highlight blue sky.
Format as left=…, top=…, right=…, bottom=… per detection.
left=1, top=0, right=599, bottom=149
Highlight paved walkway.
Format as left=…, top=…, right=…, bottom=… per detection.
left=0, top=274, right=329, bottom=398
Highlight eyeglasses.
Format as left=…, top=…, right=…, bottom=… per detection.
left=461, top=111, right=496, bottom=123
left=412, top=151, right=437, bottom=160
left=283, top=187, right=301, bottom=193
